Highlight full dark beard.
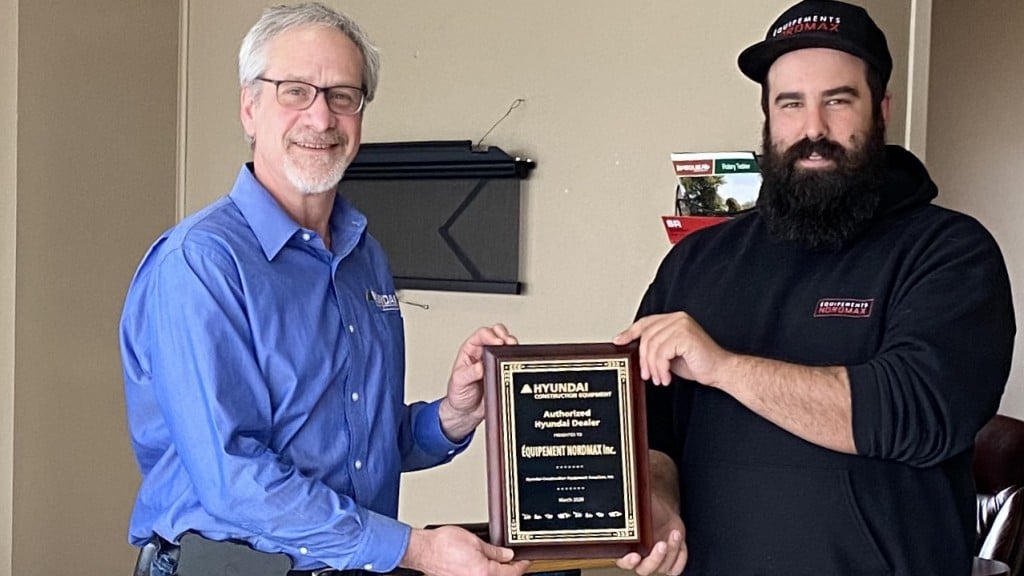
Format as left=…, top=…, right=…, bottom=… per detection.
left=756, top=118, right=887, bottom=251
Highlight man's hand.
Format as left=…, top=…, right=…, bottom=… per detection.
left=617, top=450, right=687, bottom=575
left=615, top=314, right=856, bottom=453
left=616, top=495, right=687, bottom=576
left=439, top=324, right=518, bottom=442
left=401, top=525, right=531, bottom=576
left=613, top=312, right=731, bottom=387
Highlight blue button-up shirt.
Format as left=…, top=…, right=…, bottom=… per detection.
left=120, top=165, right=468, bottom=571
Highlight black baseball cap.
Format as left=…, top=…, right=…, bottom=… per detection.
left=738, top=0, right=892, bottom=86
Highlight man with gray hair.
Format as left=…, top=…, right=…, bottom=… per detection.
left=121, top=4, right=528, bottom=576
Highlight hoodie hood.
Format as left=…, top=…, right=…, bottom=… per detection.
left=876, top=145, right=937, bottom=217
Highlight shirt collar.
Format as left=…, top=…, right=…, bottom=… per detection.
left=228, top=163, right=367, bottom=261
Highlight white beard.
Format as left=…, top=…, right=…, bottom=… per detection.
left=283, top=151, right=349, bottom=195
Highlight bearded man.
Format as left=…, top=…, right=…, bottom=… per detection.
left=612, top=2, right=1015, bottom=575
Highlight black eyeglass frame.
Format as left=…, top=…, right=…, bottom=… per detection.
left=255, top=77, right=367, bottom=116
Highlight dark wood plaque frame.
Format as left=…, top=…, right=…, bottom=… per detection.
left=482, top=342, right=652, bottom=561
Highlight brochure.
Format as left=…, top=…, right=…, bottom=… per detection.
left=662, top=151, right=761, bottom=243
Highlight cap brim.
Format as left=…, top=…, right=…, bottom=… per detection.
left=738, top=34, right=878, bottom=83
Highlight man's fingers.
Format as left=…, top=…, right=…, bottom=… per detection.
left=645, top=317, right=688, bottom=385
left=669, top=540, right=688, bottom=576
left=613, top=326, right=639, bottom=346
left=617, top=536, right=686, bottom=576
left=616, top=552, right=642, bottom=570
left=480, top=543, right=532, bottom=576
left=614, top=315, right=660, bottom=347
left=479, top=542, right=515, bottom=563
left=638, top=317, right=675, bottom=383
left=488, top=323, right=517, bottom=344
left=487, top=561, right=530, bottom=576
left=656, top=354, right=674, bottom=387
left=514, top=560, right=531, bottom=569
left=617, top=313, right=697, bottom=385
left=655, top=530, right=686, bottom=575
left=475, top=324, right=517, bottom=346
left=451, top=359, right=485, bottom=386
left=460, top=325, right=518, bottom=364
left=634, top=541, right=668, bottom=576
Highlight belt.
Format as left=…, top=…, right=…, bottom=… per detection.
left=143, top=532, right=408, bottom=576
left=290, top=565, right=374, bottom=569
left=289, top=569, right=420, bottom=576
left=286, top=565, right=417, bottom=569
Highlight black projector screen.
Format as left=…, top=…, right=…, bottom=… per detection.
left=338, top=141, right=533, bottom=294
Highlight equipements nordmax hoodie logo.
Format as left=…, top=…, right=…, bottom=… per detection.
left=814, top=298, right=874, bottom=318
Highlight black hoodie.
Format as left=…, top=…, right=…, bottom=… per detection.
left=640, top=146, right=1015, bottom=576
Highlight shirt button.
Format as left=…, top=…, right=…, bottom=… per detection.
left=364, top=564, right=374, bottom=571
left=354, top=460, right=363, bottom=470
left=351, top=392, right=359, bottom=402
left=301, top=232, right=311, bottom=241
left=348, top=324, right=355, bottom=333
left=299, top=547, right=308, bottom=555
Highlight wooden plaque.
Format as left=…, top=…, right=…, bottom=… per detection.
left=482, top=342, right=652, bottom=561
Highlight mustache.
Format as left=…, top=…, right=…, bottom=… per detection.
left=290, top=131, right=344, bottom=145
left=782, top=137, right=848, bottom=165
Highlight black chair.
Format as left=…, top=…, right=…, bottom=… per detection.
left=973, top=414, right=1024, bottom=576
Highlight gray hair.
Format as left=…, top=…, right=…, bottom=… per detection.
left=238, top=2, right=381, bottom=102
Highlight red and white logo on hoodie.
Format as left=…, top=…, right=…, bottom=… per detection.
left=814, top=298, right=874, bottom=318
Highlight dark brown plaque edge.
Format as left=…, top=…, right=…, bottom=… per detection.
left=482, top=342, right=652, bottom=561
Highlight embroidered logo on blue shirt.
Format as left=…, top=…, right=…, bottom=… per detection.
left=368, top=289, right=400, bottom=312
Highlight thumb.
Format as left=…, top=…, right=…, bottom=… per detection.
left=612, top=328, right=635, bottom=346
left=452, top=360, right=484, bottom=385
left=479, top=542, right=515, bottom=563
left=613, top=318, right=647, bottom=346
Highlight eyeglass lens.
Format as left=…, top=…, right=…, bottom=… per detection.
left=275, top=81, right=363, bottom=115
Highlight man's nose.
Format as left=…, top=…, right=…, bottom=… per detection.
left=302, top=91, right=336, bottom=131
left=803, top=104, right=829, bottom=141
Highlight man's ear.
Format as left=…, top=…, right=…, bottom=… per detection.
left=240, top=86, right=257, bottom=141
left=880, top=91, right=892, bottom=128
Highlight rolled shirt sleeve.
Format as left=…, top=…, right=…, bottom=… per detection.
left=849, top=218, right=1014, bottom=467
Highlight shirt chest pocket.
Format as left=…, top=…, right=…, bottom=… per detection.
left=363, top=297, right=406, bottom=427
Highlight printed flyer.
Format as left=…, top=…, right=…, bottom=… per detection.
left=662, top=151, right=761, bottom=243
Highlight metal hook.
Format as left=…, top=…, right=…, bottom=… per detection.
left=399, top=297, right=429, bottom=310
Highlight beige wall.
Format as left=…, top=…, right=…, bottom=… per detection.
left=4, top=1, right=1015, bottom=574
left=1, top=0, right=16, bottom=573
left=185, top=0, right=915, bottom=531
left=5, top=1, right=179, bottom=574
left=927, top=0, right=1024, bottom=420
left=860, top=0, right=911, bottom=145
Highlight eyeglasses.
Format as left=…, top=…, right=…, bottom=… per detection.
left=256, top=77, right=366, bottom=115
